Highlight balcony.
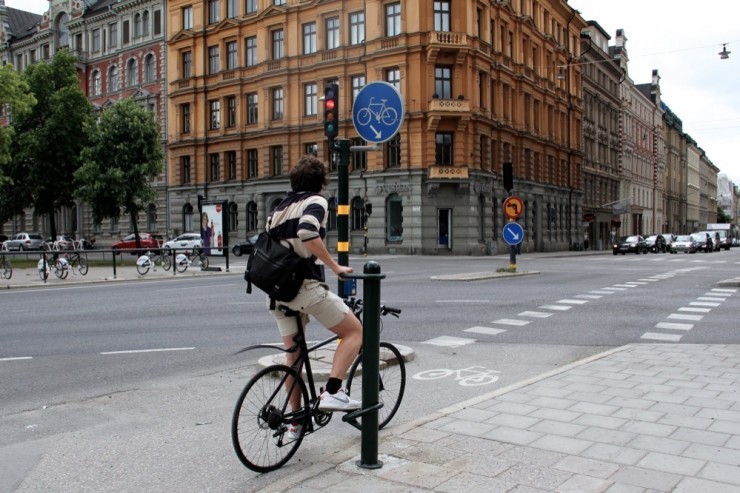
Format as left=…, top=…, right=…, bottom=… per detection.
left=427, top=31, right=469, bottom=64
left=427, top=98, right=471, bottom=133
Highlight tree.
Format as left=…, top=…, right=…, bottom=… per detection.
left=0, top=49, right=93, bottom=236
left=76, top=98, right=164, bottom=250
left=717, top=207, right=732, bottom=224
left=0, top=65, right=35, bottom=189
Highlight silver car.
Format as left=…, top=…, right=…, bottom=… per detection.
left=4, top=232, right=46, bottom=251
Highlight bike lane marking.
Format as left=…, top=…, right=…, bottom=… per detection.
left=0, top=356, right=33, bottom=362
left=421, top=336, right=475, bottom=347
left=101, top=347, right=195, bottom=355
left=464, top=326, right=507, bottom=336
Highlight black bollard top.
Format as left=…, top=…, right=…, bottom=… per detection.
left=364, top=261, right=381, bottom=274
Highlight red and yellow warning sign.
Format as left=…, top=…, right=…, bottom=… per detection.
left=503, top=196, right=524, bottom=220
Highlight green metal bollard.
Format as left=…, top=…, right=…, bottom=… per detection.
left=342, top=261, right=386, bottom=469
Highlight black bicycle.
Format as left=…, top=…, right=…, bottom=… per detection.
left=231, top=298, right=405, bottom=473
left=64, top=249, right=89, bottom=276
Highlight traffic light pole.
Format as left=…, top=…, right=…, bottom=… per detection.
left=335, top=139, right=354, bottom=297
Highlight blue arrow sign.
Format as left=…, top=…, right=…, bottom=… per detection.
left=502, top=222, right=524, bottom=246
left=352, top=81, right=404, bottom=144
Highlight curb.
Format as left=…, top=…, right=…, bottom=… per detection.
left=430, top=270, right=541, bottom=281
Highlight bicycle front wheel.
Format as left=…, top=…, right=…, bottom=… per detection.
left=77, top=256, right=88, bottom=276
left=198, top=254, right=209, bottom=270
left=1, top=259, right=11, bottom=279
left=54, top=260, right=68, bottom=279
left=232, top=365, right=309, bottom=473
left=346, top=342, right=406, bottom=429
left=161, top=254, right=172, bottom=271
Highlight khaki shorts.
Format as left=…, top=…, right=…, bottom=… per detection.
left=268, top=279, right=350, bottom=337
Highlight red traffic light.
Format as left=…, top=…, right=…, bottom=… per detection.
left=325, top=99, right=335, bottom=110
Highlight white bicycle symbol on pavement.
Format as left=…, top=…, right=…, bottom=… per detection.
left=356, top=97, right=399, bottom=126
left=412, top=366, right=501, bottom=386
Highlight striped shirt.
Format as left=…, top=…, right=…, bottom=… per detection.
left=268, top=192, right=326, bottom=281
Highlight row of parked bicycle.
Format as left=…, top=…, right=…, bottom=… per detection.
left=613, top=230, right=734, bottom=255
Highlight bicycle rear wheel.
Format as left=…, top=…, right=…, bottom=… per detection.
left=161, top=254, right=172, bottom=271
left=1, top=258, right=11, bottom=279
left=198, top=254, right=209, bottom=270
left=76, top=256, right=88, bottom=276
left=232, top=365, right=309, bottom=473
left=136, top=260, right=150, bottom=275
left=175, top=256, right=188, bottom=273
left=346, top=342, right=406, bottom=429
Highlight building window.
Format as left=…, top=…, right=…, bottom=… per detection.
left=351, top=197, right=365, bottom=231
left=209, top=45, right=219, bottom=74
left=134, top=13, right=142, bottom=37
left=386, top=67, right=400, bottom=89
left=109, top=23, right=118, bottom=47
left=123, top=20, right=130, bottom=44
left=351, top=137, right=366, bottom=171
left=305, top=83, right=317, bottom=116
left=271, top=145, right=283, bottom=176
left=245, top=36, right=257, bottom=66
left=154, top=10, right=161, bottom=35
left=182, top=51, right=192, bottom=79
left=144, top=54, right=155, bottom=82
left=127, top=58, right=137, bottom=86
left=111, top=216, right=120, bottom=233
left=434, top=66, right=452, bottom=98
left=350, top=12, right=365, bottom=45
left=433, top=1, right=450, bottom=32
left=226, top=40, right=238, bottom=70
left=303, top=22, right=316, bottom=54
left=246, top=0, right=257, bottom=13
left=182, top=6, right=193, bottom=29
left=147, top=204, right=157, bottom=231
left=351, top=75, right=365, bottom=108
left=92, top=28, right=101, bottom=52
left=326, top=16, right=340, bottom=50
left=181, top=156, right=191, bottom=183
left=247, top=201, right=258, bottom=230
left=107, top=66, right=118, bottom=92
left=91, top=70, right=102, bottom=96
left=182, top=103, right=191, bottom=134
left=435, top=132, right=453, bottom=165
left=387, top=194, right=403, bottom=241
left=386, top=134, right=401, bottom=168
left=210, top=100, right=221, bottom=129
left=210, top=153, right=220, bottom=181
left=272, top=29, right=284, bottom=60
left=142, top=10, right=150, bottom=36
left=272, top=87, right=283, bottom=120
left=209, top=0, right=220, bottom=24
left=183, top=204, right=193, bottom=232
left=247, top=149, right=258, bottom=178
left=247, top=92, right=258, bottom=124
left=385, top=2, right=401, bottom=37
left=227, top=0, right=238, bottom=18
left=227, top=151, right=237, bottom=180
left=305, top=143, right=318, bottom=156
left=227, top=95, right=236, bottom=127
left=274, top=0, right=286, bottom=5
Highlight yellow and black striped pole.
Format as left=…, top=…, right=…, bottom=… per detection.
left=336, top=139, right=353, bottom=297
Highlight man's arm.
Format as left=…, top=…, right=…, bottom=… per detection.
left=303, top=237, right=353, bottom=277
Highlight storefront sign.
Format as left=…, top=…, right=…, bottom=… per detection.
left=373, top=183, right=412, bottom=195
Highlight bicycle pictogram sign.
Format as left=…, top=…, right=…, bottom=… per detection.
left=352, top=81, right=404, bottom=144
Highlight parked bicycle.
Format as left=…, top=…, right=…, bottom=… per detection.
left=136, top=250, right=172, bottom=275
left=63, top=249, right=89, bottom=276
left=37, top=254, right=70, bottom=280
left=173, top=248, right=209, bottom=273
left=231, top=298, right=404, bottom=473
left=0, top=248, right=12, bottom=280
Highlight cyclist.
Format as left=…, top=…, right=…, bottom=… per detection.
left=266, top=155, right=363, bottom=437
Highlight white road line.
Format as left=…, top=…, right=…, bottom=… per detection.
left=557, top=299, right=589, bottom=305
left=641, top=332, right=682, bottom=342
left=464, top=326, right=507, bottom=336
left=539, top=304, right=572, bottom=311
left=602, top=287, right=627, bottom=291
left=613, top=284, right=638, bottom=288
left=590, top=290, right=615, bottom=294
left=491, top=319, right=531, bottom=326
left=518, top=311, right=554, bottom=318
left=689, top=302, right=721, bottom=307
left=625, top=282, right=649, bottom=285
left=101, top=347, right=195, bottom=355
left=668, top=313, right=703, bottom=321
left=697, top=297, right=726, bottom=302
left=422, top=336, right=476, bottom=347
left=0, top=356, right=33, bottom=362
left=678, top=307, right=712, bottom=313
left=704, top=292, right=731, bottom=298
left=638, top=279, right=660, bottom=282
left=436, top=300, right=490, bottom=303
left=711, top=288, right=737, bottom=293
left=655, top=322, right=693, bottom=331
left=576, top=294, right=603, bottom=299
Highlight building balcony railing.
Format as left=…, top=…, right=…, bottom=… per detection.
left=267, top=59, right=283, bottom=71
left=428, top=98, right=470, bottom=113
left=428, top=31, right=467, bottom=47
left=222, top=70, right=237, bottom=81
left=178, top=79, right=191, bottom=89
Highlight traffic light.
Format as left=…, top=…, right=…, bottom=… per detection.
left=503, top=161, right=513, bottom=192
left=324, top=83, right=339, bottom=140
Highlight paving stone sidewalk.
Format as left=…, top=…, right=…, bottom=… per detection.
left=257, top=343, right=740, bottom=493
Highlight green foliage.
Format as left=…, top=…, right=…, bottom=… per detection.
left=0, top=65, right=35, bottom=189
left=76, top=98, right=164, bottom=233
left=717, top=207, right=732, bottom=223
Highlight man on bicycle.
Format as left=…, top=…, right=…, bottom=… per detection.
left=267, top=156, right=363, bottom=428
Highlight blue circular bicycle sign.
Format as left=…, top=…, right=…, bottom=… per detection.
left=352, top=81, right=405, bottom=144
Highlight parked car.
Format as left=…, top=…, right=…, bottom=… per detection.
left=715, top=230, right=732, bottom=250
left=232, top=234, right=260, bottom=257
left=693, top=232, right=715, bottom=253
left=112, top=233, right=164, bottom=254
left=612, top=235, right=647, bottom=255
left=163, top=233, right=203, bottom=252
left=4, top=232, right=46, bottom=251
left=671, top=235, right=699, bottom=254
left=644, top=234, right=668, bottom=253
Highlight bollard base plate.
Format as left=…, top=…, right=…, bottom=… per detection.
left=356, top=460, right=383, bottom=470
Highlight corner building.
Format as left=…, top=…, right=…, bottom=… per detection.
left=166, top=0, right=586, bottom=255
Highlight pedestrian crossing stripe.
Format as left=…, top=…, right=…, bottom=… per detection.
left=464, top=327, right=507, bottom=335
left=655, top=322, right=693, bottom=331
left=422, top=336, right=476, bottom=347
left=518, top=311, right=553, bottom=318
left=490, top=319, right=530, bottom=326
left=641, top=332, right=682, bottom=342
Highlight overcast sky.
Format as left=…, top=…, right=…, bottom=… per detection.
left=8, top=0, right=740, bottom=185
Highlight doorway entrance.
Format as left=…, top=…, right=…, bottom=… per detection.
left=438, top=208, right=451, bottom=249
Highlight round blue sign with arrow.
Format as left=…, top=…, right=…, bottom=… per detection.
left=352, top=81, right=404, bottom=144
left=502, top=222, right=524, bottom=246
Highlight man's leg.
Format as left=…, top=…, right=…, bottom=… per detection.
left=326, top=311, right=363, bottom=380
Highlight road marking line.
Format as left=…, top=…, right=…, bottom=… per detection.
left=539, top=304, right=572, bottom=311
left=576, top=294, right=603, bottom=299
left=689, top=302, right=721, bottom=307
left=518, top=311, right=554, bottom=318
left=697, top=297, right=726, bottom=302
left=590, top=290, right=615, bottom=295
left=422, top=336, right=476, bottom=347
left=101, top=347, right=195, bottom=355
left=491, top=319, right=531, bottom=326
left=602, top=287, right=627, bottom=291
left=625, top=281, right=649, bottom=285
left=557, top=299, right=589, bottom=304
left=668, top=313, right=703, bottom=321
left=711, top=288, right=737, bottom=293
left=464, top=326, right=507, bottom=335
left=678, top=307, right=711, bottom=313
left=641, top=332, right=682, bottom=342
left=436, top=300, right=489, bottom=303
left=638, top=279, right=660, bottom=282
left=655, top=322, right=693, bottom=331
left=0, top=357, right=33, bottom=362
left=704, top=292, right=731, bottom=297
left=613, top=284, right=638, bottom=288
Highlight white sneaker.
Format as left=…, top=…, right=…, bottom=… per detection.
left=318, top=389, right=361, bottom=412
left=286, top=423, right=302, bottom=441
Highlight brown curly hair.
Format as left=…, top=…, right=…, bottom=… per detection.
left=290, top=155, right=329, bottom=193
